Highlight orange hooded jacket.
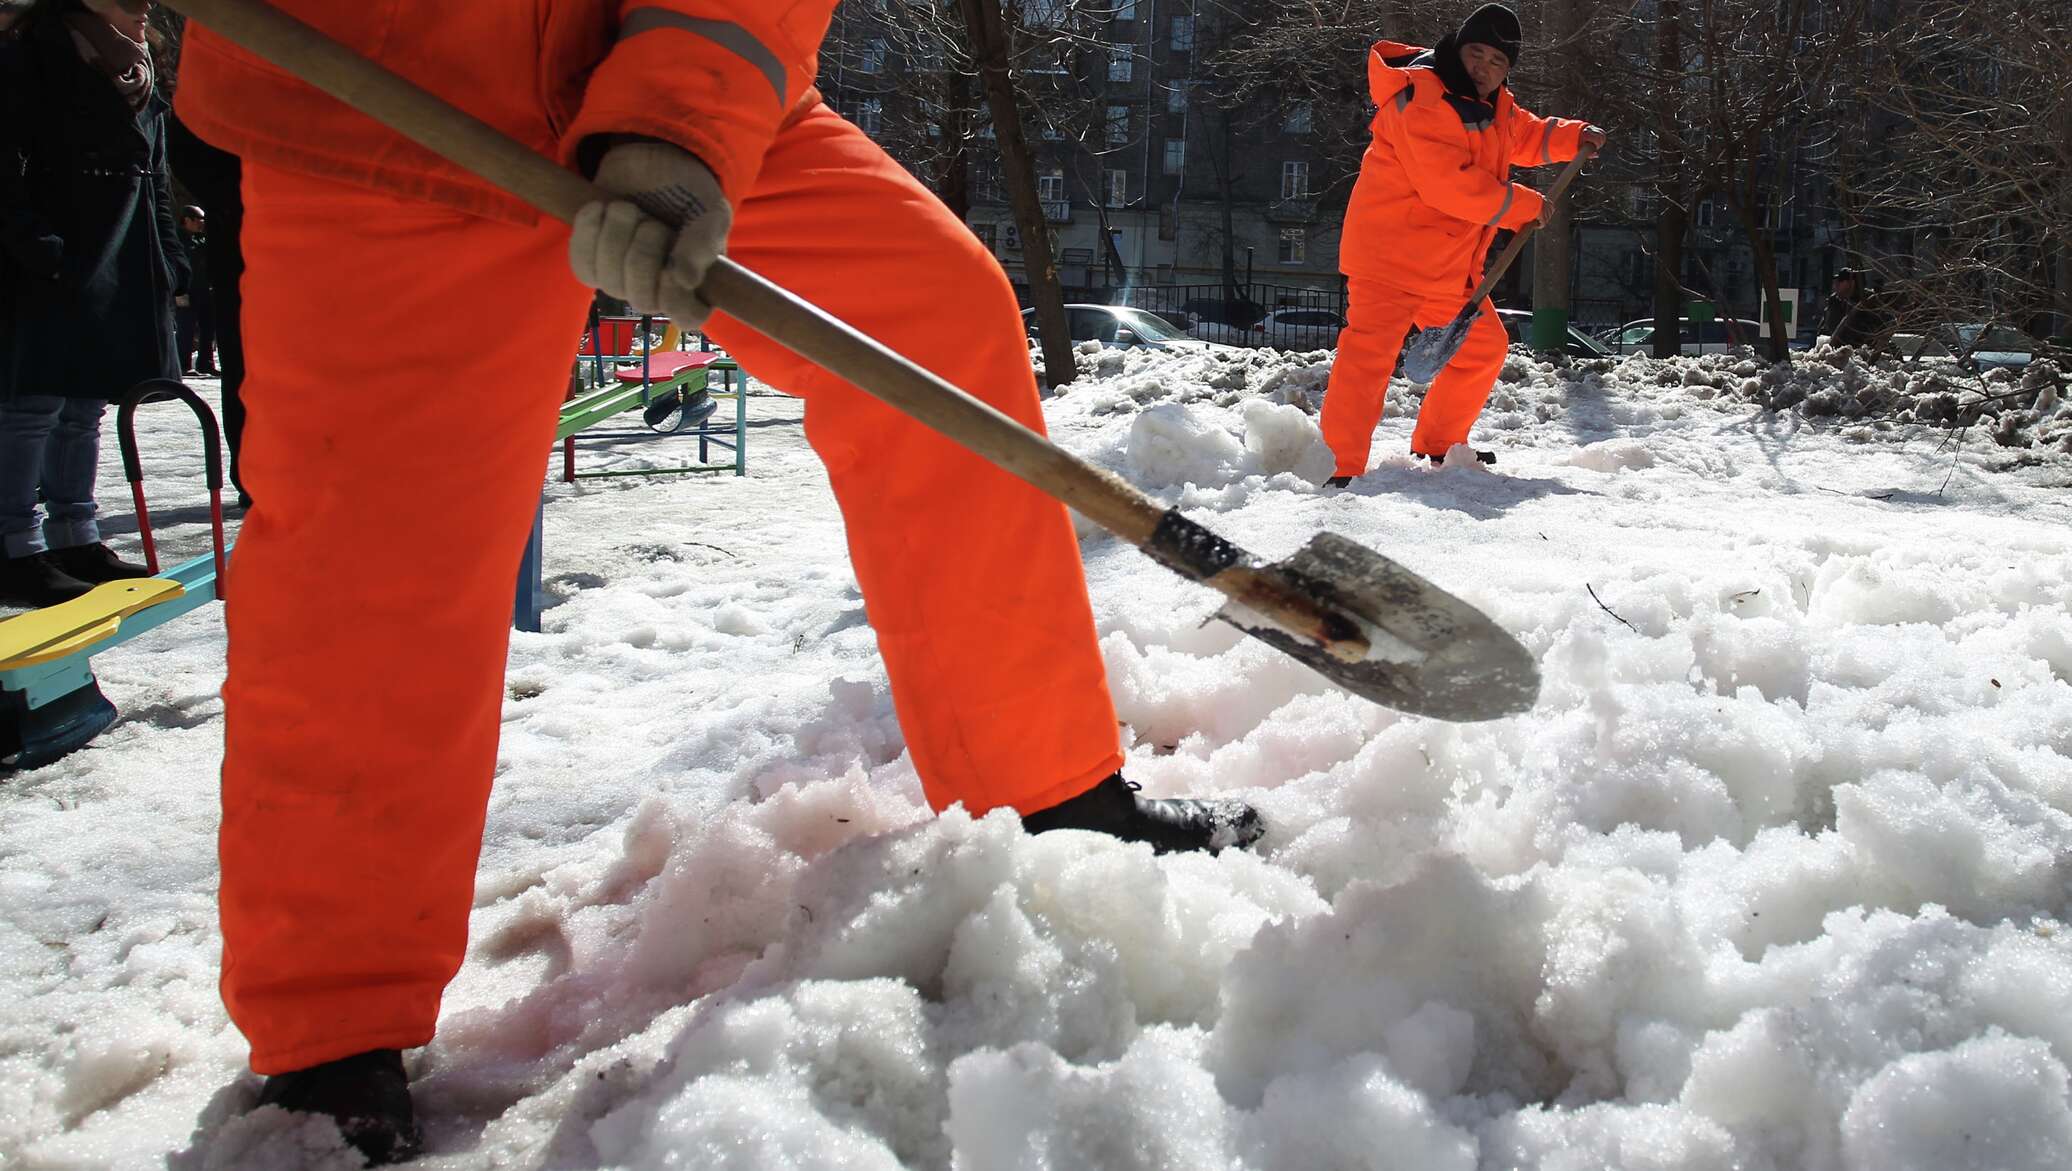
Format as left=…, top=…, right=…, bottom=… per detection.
left=1338, top=40, right=1585, bottom=299
left=177, top=1, right=838, bottom=224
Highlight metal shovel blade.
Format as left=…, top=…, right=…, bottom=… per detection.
left=1215, top=532, right=1539, bottom=721
left=1400, top=315, right=1475, bottom=384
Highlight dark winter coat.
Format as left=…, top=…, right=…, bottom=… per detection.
left=1819, top=290, right=1890, bottom=349
left=0, top=6, right=188, bottom=403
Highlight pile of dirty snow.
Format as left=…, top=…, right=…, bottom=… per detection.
left=2, top=346, right=2069, bottom=1171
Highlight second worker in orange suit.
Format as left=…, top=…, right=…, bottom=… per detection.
left=175, top=2, right=1264, bottom=1162
left=1320, top=4, right=1605, bottom=484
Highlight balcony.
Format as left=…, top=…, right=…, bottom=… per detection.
left=1042, top=199, right=1072, bottom=223
left=1267, top=197, right=1316, bottom=223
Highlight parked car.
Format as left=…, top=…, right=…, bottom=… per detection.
left=1494, top=308, right=1614, bottom=358
left=1884, top=324, right=2037, bottom=371
left=1605, top=317, right=1771, bottom=355
left=1937, top=323, right=2037, bottom=372
left=1177, top=296, right=1265, bottom=329
left=1241, top=307, right=1349, bottom=351
left=1022, top=304, right=1245, bottom=354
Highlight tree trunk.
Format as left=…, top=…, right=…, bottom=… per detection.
left=1650, top=0, right=1683, bottom=359
left=1216, top=112, right=1242, bottom=306
left=1737, top=201, right=1790, bottom=362
left=958, top=0, right=1075, bottom=387
left=1652, top=204, right=1686, bottom=358
left=1529, top=0, right=1583, bottom=353
left=1531, top=201, right=1576, bottom=353
left=2059, top=101, right=2072, bottom=339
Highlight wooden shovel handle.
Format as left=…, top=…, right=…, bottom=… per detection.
left=161, top=0, right=1171, bottom=548
left=1463, top=146, right=1596, bottom=309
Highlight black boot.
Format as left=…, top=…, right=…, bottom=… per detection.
left=1413, top=448, right=1496, bottom=466
left=256, top=1049, right=422, bottom=1166
left=1324, top=475, right=1355, bottom=488
left=1021, top=773, right=1264, bottom=854
left=0, top=552, right=94, bottom=607
left=47, top=543, right=152, bottom=584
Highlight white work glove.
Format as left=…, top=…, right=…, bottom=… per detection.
left=570, top=141, right=732, bottom=328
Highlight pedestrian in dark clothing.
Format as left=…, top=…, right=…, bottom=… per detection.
left=165, top=116, right=246, bottom=503
left=0, top=0, right=182, bottom=607
left=166, top=116, right=248, bottom=504
left=174, top=203, right=216, bottom=375
left=1819, top=268, right=1890, bottom=350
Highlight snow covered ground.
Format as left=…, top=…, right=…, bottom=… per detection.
left=3, top=341, right=2070, bottom=1170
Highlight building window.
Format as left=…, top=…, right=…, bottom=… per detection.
left=1038, top=170, right=1065, bottom=203
left=1107, top=104, right=1131, bottom=146
left=1696, top=197, right=1714, bottom=227
left=858, top=38, right=886, bottom=74
left=1284, top=103, right=1312, bottom=134
left=851, top=98, right=882, bottom=136
left=1168, top=83, right=1189, bottom=114
left=1109, top=45, right=1133, bottom=82
left=1170, top=15, right=1195, bottom=51
left=972, top=221, right=997, bottom=254
left=1106, top=169, right=1128, bottom=207
left=1025, top=0, right=1068, bottom=28
left=1163, top=139, right=1186, bottom=174
left=1116, top=0, right=1137, bottom=20
left=1281, top=161, right=1309, bottom=199
left=1279, top=228, right=1307, bottom=264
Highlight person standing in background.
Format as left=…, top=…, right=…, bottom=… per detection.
left=174, top=203, right=216, bottom=374
left=0, top=0, right=180, bottom=606
left=167, top=117, right=248, bottom=505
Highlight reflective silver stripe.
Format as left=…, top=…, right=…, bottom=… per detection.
left=1394, top=89, right=1411, bottom=113
left=621, top=10, right=786, bottom=105
left=1540, top=122, right=1554, bottom=164
left=1488, top=182, right=1514, bottom=226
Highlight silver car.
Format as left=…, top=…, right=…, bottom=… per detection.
left=1023, top=305, right=1243, bottom=354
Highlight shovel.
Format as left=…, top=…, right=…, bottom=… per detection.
left=1400, top=148, right=1594, bottom=384
left=163, top=0, right=1540, bottom=722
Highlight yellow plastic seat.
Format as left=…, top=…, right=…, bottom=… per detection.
left=0, top=578, right=185, bottom=670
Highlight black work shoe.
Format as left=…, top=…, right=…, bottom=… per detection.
left=47, top=542, right=152, bottom=584
left=1021, top=773, right=1265, bottom=854
left=1413, top=448, right=1497, bottom=466
left=1324, top=475, right=1355, bottom=488
left=256, top=1049, right=422, bottom=1166
left=0, top=553, right=94, bottom=608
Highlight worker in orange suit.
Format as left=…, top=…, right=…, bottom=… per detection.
left=176, top=2, right=1263, bottom=1161
left=1320, top=4, right=1605, bottom=484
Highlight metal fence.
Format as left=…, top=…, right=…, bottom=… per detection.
left=1013, top=282, right=1662, bottom=353
left=1014, top=281, right=1354, bottom=351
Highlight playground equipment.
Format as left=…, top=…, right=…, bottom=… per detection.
left=0, top=380, right=231, bottom=771
left=559, top=310, right=746, bottom=481
left=513, top=314, right=749, bottom=633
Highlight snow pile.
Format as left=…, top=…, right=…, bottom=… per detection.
left=3, top=347, right=2070, bottom=1170
left=1599, top=346, right=2072, bottom=454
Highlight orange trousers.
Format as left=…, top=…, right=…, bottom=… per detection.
left=1319, top=277, right=1509, bottom=476
left=222, top=100, right=1122, bottom=1073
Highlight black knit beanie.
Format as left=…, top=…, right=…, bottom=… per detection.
left=1457, top=3, right=1523, bottom=67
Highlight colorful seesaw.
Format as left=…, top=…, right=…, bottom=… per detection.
left=0, top=380, right=229, bottom=770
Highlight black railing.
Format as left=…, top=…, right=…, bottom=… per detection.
left=1014, top=281, right=1353, bottom=351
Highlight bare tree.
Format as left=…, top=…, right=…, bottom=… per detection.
left=957, top=0, right=1080, bottom=386
left=1842, top=0, right=2072, bottom=346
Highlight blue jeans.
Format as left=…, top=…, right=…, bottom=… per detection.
left=0, top=396, right=107, bottom=559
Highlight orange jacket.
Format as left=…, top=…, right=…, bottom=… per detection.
left=1338, top=40, right=1585, bottom=298
left=177, top=2, right=837, bottom=224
